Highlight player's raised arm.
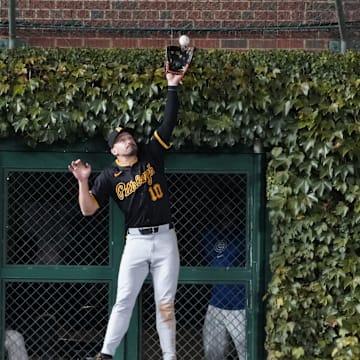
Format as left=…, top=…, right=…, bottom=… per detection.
left=153, top=73, right=184, bottom=147
left=68, top=159, right=99, bottom=216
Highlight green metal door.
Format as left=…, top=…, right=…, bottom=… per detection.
left=0, top=145, right=266, bottom=360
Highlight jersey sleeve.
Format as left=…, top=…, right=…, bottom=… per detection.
left=152, top=86, right=179, bottom=151
left=89, top=170, right=112, bottom=208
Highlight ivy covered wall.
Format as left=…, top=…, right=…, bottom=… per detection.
left=1, top=48, right=360, bottom=359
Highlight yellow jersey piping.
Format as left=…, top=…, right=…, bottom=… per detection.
left=115, top=157, right=138, bottom=167
left=154, top=130, right=171, bottom=150
left=89, top=192, right=100, bottom=209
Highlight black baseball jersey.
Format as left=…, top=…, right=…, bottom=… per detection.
left=90, top=86, right=179, bottom=229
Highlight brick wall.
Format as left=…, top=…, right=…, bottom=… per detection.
left=0, top=0, right=359, bottom=50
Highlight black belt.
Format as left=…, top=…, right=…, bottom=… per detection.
left=127, top=223, right=174, bottom=235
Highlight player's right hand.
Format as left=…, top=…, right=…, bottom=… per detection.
left=68, top=159, right=91, bottom=181
left=166, top=71, right=184, bottom=85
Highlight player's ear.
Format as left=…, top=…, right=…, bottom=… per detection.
left=110, top=147, right=117, bottom=156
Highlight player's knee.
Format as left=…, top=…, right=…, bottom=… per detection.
left=159, top=302, right=175, bottom=322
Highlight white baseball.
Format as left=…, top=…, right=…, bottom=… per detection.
left=179, top=35, right=190, bottom=47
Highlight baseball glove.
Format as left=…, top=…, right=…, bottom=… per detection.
left=165, top=45, right=195, bottom=76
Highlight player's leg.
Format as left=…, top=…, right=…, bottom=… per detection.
left=100, top=234, right=151, bottom=356
left=225, top=309, right=247, bottom=360
left=5, top=330, right=29, bottom=360
left=203, top=305, right=228, bottom=360
left=151, top=229, right=179, bottom=360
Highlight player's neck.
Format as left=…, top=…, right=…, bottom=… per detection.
left=116, top=155, right=138, bottom=167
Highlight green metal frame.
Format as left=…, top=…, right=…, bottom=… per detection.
left=0, top=148, right=121, bottom=360
left=173, top=153, right=265, bottom=360
left=0, top=144, right=267, bottom=360
left=125, top=152, right=266, bottom=359
left=0, top=163, right=4, bottom=360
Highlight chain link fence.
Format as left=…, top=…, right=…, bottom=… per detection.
left=5, top=281, right=109, bottom=360
left=6, top=171, right=109, bottom=266
left=3, top=168, right=249, bottom=359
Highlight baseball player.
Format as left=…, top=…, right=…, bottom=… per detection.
left=68, top=72, right=185, bottom=360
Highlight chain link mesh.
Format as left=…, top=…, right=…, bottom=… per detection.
left=142, top=283, right=247, bottom=360
left=140, top=172, right=248, bottom=359
left=5, top=281, right=109, bottom=360
left=5, top=171, right=109, bottom=266
left=168, top=173, right=247, bottom=268
left=3, top=170, right=249, bottom=359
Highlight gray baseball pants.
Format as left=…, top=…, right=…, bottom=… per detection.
left=203, top=305, right=247, bottom=360
left=5, top=330, right=29, bottom=360
left=101, top=225, right=179, bottom=360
